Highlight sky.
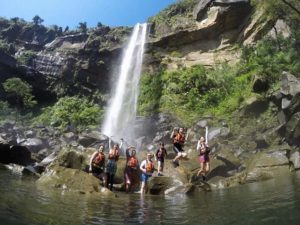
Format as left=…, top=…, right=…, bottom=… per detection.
left=0, top=0, right=178, bottom=29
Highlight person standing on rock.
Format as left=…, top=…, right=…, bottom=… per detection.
left=170, top=127, right=188, bottom=167
left=106, top=143, right=120, bottom=191
left=196, top=126, right=210, bottom=181
left=155, top=142, right=168, bottom=176
left=89, top=145, right=107, bottom=186
left=139, top=152, right=155, bottom=194
left=124, top=146, right=139, bottom=193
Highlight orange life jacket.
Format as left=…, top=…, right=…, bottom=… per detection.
left=127, top=156, right=138, bottom=168
left=173, top=133, right=185, bottom=145
left=93, top=152, right=105, bottom=165
left=146, top=160, right=154, bottom=173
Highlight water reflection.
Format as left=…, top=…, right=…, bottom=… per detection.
left=0, top=169, right=300, bottom=225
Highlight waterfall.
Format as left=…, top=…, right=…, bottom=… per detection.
left=102, top=23, right=147, bottom=142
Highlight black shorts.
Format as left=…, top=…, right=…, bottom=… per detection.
left=173, top=143, right=183, bottom=154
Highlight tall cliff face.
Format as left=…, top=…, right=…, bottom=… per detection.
left=0, top=21, right=131, bottom=102
left=144, top=0, right=274, bottom=72
left=0, top=0, right=273, bottom=104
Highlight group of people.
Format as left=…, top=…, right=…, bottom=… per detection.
left=88, top=139, right=158, bottom=194
left=89, top=142, right=121, bottom=191
left=89, top=126, right=210, bottom=194
left=171, top=127, right=210, bottom=181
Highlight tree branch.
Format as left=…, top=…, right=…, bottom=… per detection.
left=281, top=0, right=300, bottom=16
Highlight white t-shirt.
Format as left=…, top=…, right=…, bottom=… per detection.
left=140, top=159, right=153, bottom=175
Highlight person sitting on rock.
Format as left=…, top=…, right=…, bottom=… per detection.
left=139, top=152, right=155, bottom=194
left=89, top=145, right=107, bottom=186
left=196, top=135, right=210, bottom=181
left=124, top=146, right=139, bottom=193
left=106, top=143, right=121, bottom=191
left=155, top=142, right=168, bottom=176
left=170, top=127, right=188, bottom=167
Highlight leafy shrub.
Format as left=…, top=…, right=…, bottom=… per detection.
left=3, top=77, right=37, bottom=109
left=0, top=40, right=11, bottom=53
left=138, top=72, right=163, bottom=116
left=16, top=50, right=37, bottom=65
left=37, top=96, right=103, bottom=132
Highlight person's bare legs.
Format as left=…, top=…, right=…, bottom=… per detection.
left=197, top=162, right=204, bottom=177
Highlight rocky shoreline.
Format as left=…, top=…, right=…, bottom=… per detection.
left=0, top=72, right=299, bottom=196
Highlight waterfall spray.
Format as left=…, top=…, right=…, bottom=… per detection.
left=102, top=23, right=147, bottom=142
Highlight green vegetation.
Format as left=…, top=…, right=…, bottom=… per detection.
left=139, top=0, right=300, bottom=125
left=36, top=96, right=103, bottom=132
left=0, top=39, right=11, bottom=53
left=16, top=50, right=37, bottom=65
left=139, top=32, right=300, bottom=125
left=148, top=0, right=198, bottom=36
left=3, top=77, right=37, bottom=109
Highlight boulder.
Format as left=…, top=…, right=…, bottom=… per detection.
left=0, top=143, right=33, bottom=166
left=20, top=138, right=44, bottom=153
left=193, top=0, right=213, bottom=21
left=37, top=165, right=114, bottom=196
left=245, top=150, right=289, bottom=183
left=287, top=149, right=300, bottom=171
left=51, top=148, right=85, bottom=170
left=280, top=71, right=300, bottom=97
left=148, top=176, right=179, bottom=195
left=285, top=112, right=300, bottom=145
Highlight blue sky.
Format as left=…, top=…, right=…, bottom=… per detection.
left=0, top=0, right=177, bottom=28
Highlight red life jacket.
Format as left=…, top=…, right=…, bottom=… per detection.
left=93, top=152, right=105, bottom=165
left=127, top=156, right=138, bottom=168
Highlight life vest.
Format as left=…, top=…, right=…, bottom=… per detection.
left=93, top=152, right=105, bottom=165
left=173, top=133, right=185, bottom=145
left=127, top=156, right=138, bottom=168
left=145, top=160, right=154, bottom=173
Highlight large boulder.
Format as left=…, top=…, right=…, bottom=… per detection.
left=245, top=150, right=289, bottom=183
left=193, top=0, right=213, bottom=21
left=0, top=143, right=34, bottom=166
left=51, top=148, right=86, bottom=170
left=287, top=149, right=300, bottom=171
left=285, top=112, right=300, bottom=145
left=37, top=165, right=114, bottom=196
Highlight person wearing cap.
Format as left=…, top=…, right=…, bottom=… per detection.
left=89, top=145, right=107, bottom=186
left=139, top=152, right=155, bottom=194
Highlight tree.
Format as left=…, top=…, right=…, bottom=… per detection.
left=97, top=22, right=103, bottom=28
left=78, top=22, right=87, bottom=33
left=32, top=15, right=44, bottom=26
left=64, top=26, right=69, bottom=33
left=3, top=78, right=37, bottom=110
left=11, top=17, right=19, bottom=24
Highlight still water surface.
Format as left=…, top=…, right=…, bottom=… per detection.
left=0, top=169, right=300, bottom=225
